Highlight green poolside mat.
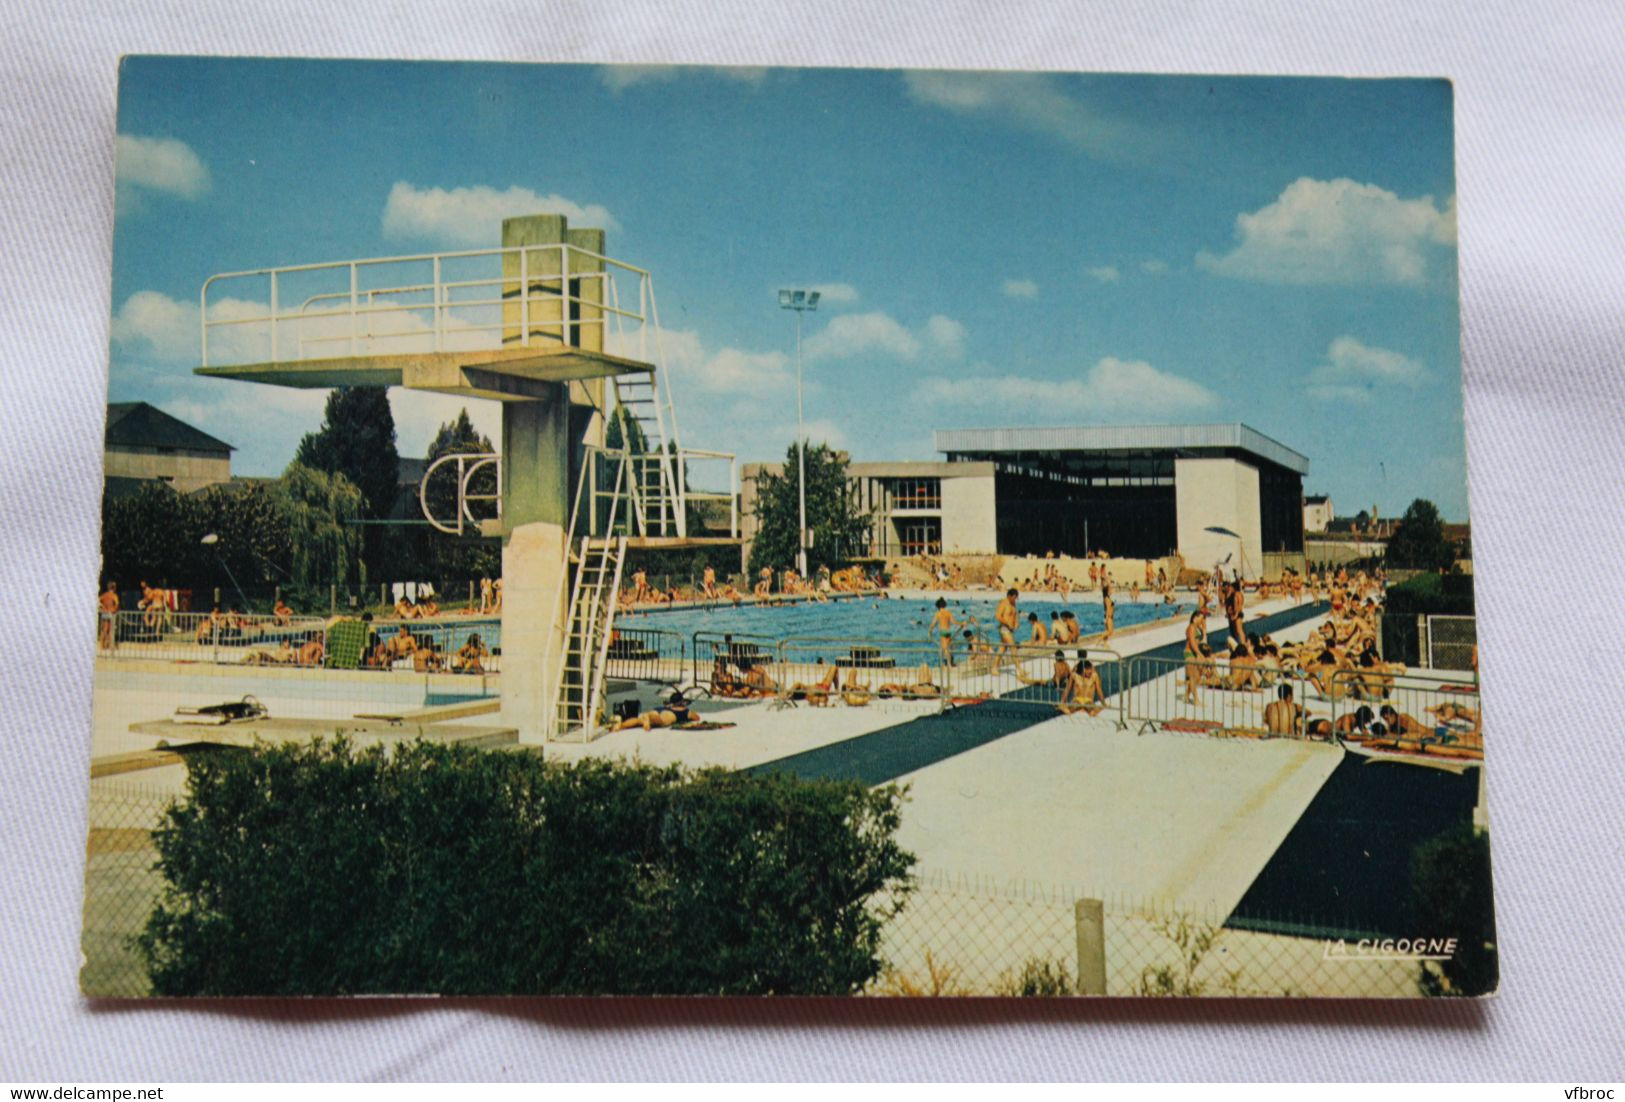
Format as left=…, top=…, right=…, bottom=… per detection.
left=324, top=619, right=370, bottom=670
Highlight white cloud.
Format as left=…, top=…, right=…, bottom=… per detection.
left=599, top=65, right=769, bottom=91
left=902, top=71, right=1165, bottom=161
left=381, top=182, right=618, bottom=247
left=924, top=315, right=967, bottom=359
left=610, top=325, right=791, bottom=396
left=799, top=419, right=849, bottom=451
left=921, top=356, right=1218, bottom=417
left=1002, top=278, right=1039, bottom=298
left=1196, top=177, right=1457, bottom=286
left=390, top=391, right=503, bottom=458
left=803, top=311, right=922, bottom=363
left=1307, top=337, right=1428, bottom=402
left=111, top=290, right=198, bottom=361
left=692, top=346, right=792, bottom=393
left=115, top=135, right=210, bottom=204
left=1087, top=265, right=1120, bottom=284
left=1140, top=259, right=1169, bottom=274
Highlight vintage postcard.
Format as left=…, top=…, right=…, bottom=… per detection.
left=87, top=58, right=1493, bottom=998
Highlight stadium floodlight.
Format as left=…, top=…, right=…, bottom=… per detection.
left=778, top=288, right=822, bottom=578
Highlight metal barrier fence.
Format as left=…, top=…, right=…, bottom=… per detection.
left=98, top=611, right=503, bottom=674
left=99, top=611, right=330, bottom=666
left=1421, top=614, right=1477, bottom=672
left=1125, top=654, right=1330, bottom=739
left=771, top=636, right=952, bottom=712
left=873, top=870, right=1423, bottom=997
left=1329, top=668, right=1483, bottom=755
left=602, top=627, right=686, bottom=684
left=369, top=618, right=503, bottom=674
left=695, top=631, right=1130, bottom=725
left=939, top=643, right=1127, bottom=729
left=690, top=630, right=784, bottom=697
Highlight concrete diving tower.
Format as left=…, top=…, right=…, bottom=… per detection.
left=197, top=213, right=739, bottom=743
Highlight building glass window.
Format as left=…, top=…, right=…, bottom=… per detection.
left=899, top=518, right=942, bottom=556
left=889, top=478, right=941, bottom=509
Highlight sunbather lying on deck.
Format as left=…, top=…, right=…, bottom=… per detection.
left=876, top=663, right=941, bottom=699
left=788, top=660, right=840, bottom=706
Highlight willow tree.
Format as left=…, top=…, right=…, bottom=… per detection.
left=275, top=462, right=368, bottom=589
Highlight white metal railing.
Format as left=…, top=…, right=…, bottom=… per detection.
left=580, top=445, right=738, bottom=541
left=201, top=243, right=655, bottom=368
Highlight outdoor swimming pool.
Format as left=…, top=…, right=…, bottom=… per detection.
left=342, top=594, right=1191, bottom=673
left=620, top=592, right=1191, bottom=667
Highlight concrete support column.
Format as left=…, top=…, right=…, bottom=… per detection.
left=492, top=215, right=610, bottom=746
left=501, top=521, right=567, bottom=743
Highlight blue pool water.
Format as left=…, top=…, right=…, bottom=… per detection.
left=390, top=596, right=1187, bottom=666
left=618, top=593, right=1190, bottom=665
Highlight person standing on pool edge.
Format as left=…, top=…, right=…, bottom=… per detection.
left=1102, top=583, right=1116, bottom=643
left=994, top=587, right=1020, bottom=669
left=929, top=596, right=959, bottom=667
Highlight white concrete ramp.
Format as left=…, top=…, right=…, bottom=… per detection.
left=892, top=713, right=1342, bottom=915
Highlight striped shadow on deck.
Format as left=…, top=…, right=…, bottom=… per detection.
left=745, top=601, right=1330, bottom=786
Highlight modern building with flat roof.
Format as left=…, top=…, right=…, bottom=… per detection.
left=741, top=459, right=996, bottom=561
left=742, top=423, right=1308, bottom=577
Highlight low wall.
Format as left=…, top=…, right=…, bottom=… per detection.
left=999, top=555, right=1183, bottom=589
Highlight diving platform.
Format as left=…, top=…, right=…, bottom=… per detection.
left=197, top=346, right=655, bottom=401
left=195, top=214, right=740, bottom=747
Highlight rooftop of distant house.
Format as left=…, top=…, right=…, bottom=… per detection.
left=106, top=402, right=234, bottom=454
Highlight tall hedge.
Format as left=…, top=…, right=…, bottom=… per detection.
left=1410, top=824, right=1498, bottom=997
left=1380, top=572, right=1477, bottom=664
left=136, top=740, right=915, bottom=996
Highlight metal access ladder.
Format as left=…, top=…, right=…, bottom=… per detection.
left=610, top=371, right=685, bottom=538
left=551, top=534, right=628, bottom=737
left=543, top=445, right=635, bottom=741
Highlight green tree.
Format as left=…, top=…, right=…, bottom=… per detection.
left=1411, top=825, right=1498, bottom=996
left=194, top=482, right=291, bottom=590
left=1386, top=498, right=1458, bottom=571
left=748, top=442, right=871, bottom=575
left=603, top=405, right=649, bottom=453
left=273, top=462, right=368, bottom=589
left=295, top=387, right=400, bottom=578
left=294, top=387, right=400, bottom=517
left=101, top=483, right=202, bottom=593
left=100, top=481, right=291, bottom=609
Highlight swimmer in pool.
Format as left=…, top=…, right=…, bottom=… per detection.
left=929, top=597, right=959, bottom=666
left=994, top=587, right=1020, bottom=667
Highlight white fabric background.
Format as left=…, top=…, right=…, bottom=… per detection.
left=2, top=0, right=1622, bottom=1081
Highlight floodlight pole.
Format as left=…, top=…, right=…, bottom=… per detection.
left=780, top=289, right=820, bottom=579
left=201, top=533, right=252, bottom=612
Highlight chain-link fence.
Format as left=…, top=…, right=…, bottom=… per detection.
left=81, top=780, right=171, bottom=998
left=1421, top=614, right=1477, bottom=672
left=82, top=778, right=1426, bottom=999
left=874, top=871, right=1424, bottom=997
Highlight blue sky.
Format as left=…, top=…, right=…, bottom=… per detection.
left=109, top=59, right=1467, bottom=519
